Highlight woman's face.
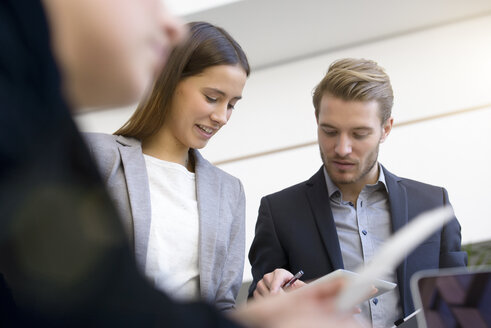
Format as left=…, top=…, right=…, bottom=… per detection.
left=164, top=64, right=247, bottom=150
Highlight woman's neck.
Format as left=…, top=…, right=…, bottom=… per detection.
left=141, top=131, right=193, bottom=171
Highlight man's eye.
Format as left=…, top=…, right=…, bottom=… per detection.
left=353, top=133, right=369, bottom=139
left=228, top=103, right=236, bottom=110
left=324, top=130, right=337, bottom=136
left=205, top=95, right=217, bottom=103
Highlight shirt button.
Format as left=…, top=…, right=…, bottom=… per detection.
left=362, top=229, right=368, bottom=235
left=372, top=298, right=379, bottom=305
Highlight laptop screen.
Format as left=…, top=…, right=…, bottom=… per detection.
left=411, top=267, right=491, bottom=328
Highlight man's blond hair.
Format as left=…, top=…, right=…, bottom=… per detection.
left=313, top=58, right=393, bottom=123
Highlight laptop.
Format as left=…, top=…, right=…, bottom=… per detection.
left=410, top=266, right=491, bottom=328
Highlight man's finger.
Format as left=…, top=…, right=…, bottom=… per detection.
left=253, top=289, right=264, bottom=299
left=255, top=279, right=270, bottom=297
left=269, top=269, right=294, bottom=294
left=285, top=279, right=306, bottom=291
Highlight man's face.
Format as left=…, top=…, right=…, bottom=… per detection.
left=45, top=0, right=183, bottom=108
left=317, top=94, right=392, bottom=188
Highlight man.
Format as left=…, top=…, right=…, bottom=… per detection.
left=0, top=1, right=361, bottom=327
left=248, top=58, right=467, bottom=327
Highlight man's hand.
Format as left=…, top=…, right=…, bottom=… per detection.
left=253, top=268, right=307, bottom=298
left=233, top=277, right=365, bottom=328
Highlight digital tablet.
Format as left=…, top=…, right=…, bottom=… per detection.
left=335, top=206, right=455, bottom=312
left=308, top=269, right=397, bottom=299
left=410, top=266, right=491, bottom=328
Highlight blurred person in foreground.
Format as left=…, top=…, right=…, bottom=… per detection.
left=0, top=0, right=363, bottom=327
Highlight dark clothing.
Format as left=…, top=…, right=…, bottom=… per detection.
left=248, top=166, right=467, bottom=317
left=0, top=0, right=240, bottom=327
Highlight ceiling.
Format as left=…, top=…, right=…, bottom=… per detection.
left=183, top=0, right=491, bottom=70
left=165, top=0, right=243, bottom=16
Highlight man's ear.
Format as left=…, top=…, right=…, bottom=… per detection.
left=380, top=117, right=393, bottom=143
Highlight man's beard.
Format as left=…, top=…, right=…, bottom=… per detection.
left=320, top=145, right=379, bottom=186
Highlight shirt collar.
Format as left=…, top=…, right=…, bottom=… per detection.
left=323, top=163, right=388, bottom=199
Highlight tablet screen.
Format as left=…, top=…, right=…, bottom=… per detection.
left=414, top=268, right=491, bottom=328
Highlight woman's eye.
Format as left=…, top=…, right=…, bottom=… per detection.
left=228, top=103, right=236, bottom=110
left=205, top=95, right=217, bottom=103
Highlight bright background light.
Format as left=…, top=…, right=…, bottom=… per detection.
left=165, top=0, right=243, bottom=16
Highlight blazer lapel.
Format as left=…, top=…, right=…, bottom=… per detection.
left=383, top=166, right=408, bottom=233
left=116, top=136, right=152, bottom=269
left=193, top=150, right=220, bottom=300
left=305, top=167, right=344, bottom=270
left=383, top=165, right=410, bottom=315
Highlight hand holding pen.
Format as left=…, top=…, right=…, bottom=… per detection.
left=282, top=270, right=304, bottom=289
left=253, top=268, right=307, bottom=298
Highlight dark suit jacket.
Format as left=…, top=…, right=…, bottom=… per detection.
left=248, top=165, right=467, bottom=316
left=0, top=1, right=240, bottom=327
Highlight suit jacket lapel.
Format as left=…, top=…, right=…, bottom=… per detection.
left=116, top=136, right=152, bottom=269
left=383, top=165, right=410, bottom=315
left=305, top=167, right=344, bottom=270
left=383, top=166, right=408, bottom=233
left=193, top=150, right=220, bottom=300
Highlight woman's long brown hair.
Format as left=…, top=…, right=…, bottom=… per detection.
left=114, top=22, right=250, bottom=140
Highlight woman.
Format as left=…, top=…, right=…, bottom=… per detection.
left=85, top=21, right=249, bottom=311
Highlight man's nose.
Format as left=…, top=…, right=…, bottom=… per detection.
left=335, top=134, right=352, bottom=157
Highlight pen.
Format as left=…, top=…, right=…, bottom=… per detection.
left=283, top=270, right=304, bottom=289
left=393, top=309, right=420, bottom=327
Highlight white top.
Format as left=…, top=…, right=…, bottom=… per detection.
left=143, top=154, right=200, bottom=301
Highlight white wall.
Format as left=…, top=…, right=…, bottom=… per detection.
left=76, top=14, right=491, bottom=282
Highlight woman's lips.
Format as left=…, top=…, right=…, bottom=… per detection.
left=195, top=124, right=214, bottom=139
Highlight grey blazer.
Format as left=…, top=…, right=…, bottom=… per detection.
left=83, top=133, right=245, bottom=311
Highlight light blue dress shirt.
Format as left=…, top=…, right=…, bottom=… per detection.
left=324, top=164, right=402, bottom=328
